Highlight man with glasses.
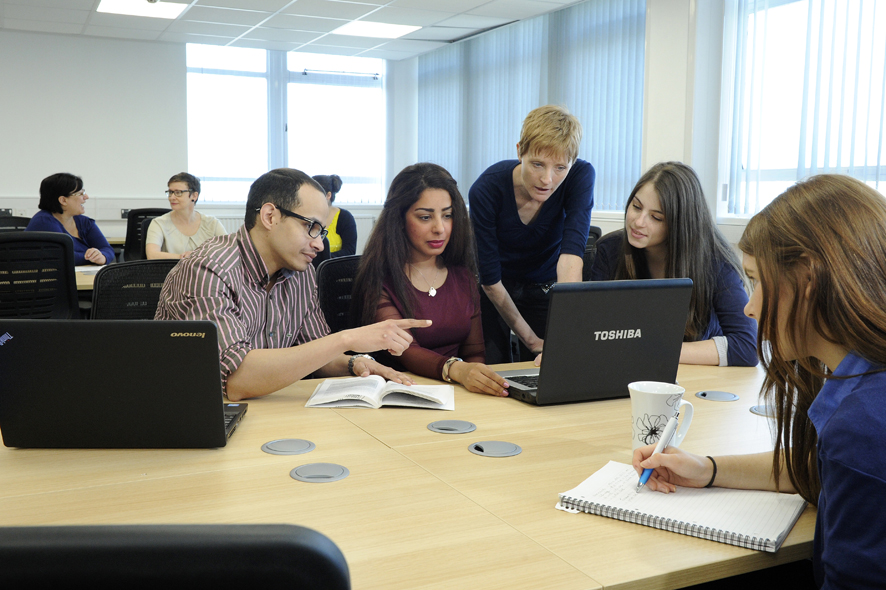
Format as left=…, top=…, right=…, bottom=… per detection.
left=156, top=168, right=429, bottom=401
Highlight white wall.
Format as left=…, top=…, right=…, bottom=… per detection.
left=0, top=30, right=186, bottom=219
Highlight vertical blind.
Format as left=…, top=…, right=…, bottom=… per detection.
left=417, top=0, right=646, bottom=212
left=722, top=0, right=886, bottom=216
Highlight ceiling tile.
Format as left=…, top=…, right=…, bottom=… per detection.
left=88, top=13, right=173, bottom=31
left=3, top=4, right=88, bottom=24
left=231, top=38, right=298, bottom=51
left=244, top=27, right=321, bottom=43
left=1, top=18, right=84, bottom=35
left=282, top=0, right=379, bottom=21
left=467, top=0, right=557, bottom=20
left=435, top=13, right=512, bottom=29
left=157, top=31, right=233, bottom=45
left=167, top=20, right=251, bottom=36
left=292, top=43, right=363, bottom=56
left=311, top=33, right=384, bottom=48
left=196, top=0, right=292, bottom=11
left=363, top=6, right=456, bottom=27
left=181, top=6, right=272, bottom=27
left=401, top=26, right=475, bottom=42
left=2, top=0, right=93, bottom=9
left=388, top=0, right=489, bottom=11
left=83, top=25, right=163, bottom=41
left=262, top=13, right=346, bottom=33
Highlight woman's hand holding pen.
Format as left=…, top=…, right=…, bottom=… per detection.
left=631, top=446, right=714, bottom=493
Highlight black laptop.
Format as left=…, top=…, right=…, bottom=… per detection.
left=0, top=319, right=246, bottom=448
left=497, top=279, right=692, bottom=405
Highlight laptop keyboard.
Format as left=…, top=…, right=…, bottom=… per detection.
left=507, top=375, right=539, bottom=388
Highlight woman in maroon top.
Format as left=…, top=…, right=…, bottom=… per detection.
left=352, top=163, right=510, bottom=396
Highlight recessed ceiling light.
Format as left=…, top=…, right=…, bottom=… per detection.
left=97, top=0, right=187, bottom=19
left=330, top=21, right=421, bottom=39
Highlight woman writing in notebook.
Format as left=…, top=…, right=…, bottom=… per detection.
left=634, top=175, right=886, bottom=588
left=351, top=163, right=509, bottom=397
left=590, top=162, right=757, bottom=367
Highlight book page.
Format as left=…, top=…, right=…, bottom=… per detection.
left=380, top=383, right=455, bottom=410
left=305, top=375, right=385, bottom=408
left=561, top=461, right=807, bottom=541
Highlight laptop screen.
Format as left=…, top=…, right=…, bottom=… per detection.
left=0, top=319, right=235, bottom=448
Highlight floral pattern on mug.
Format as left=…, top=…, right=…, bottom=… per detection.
left=637, top=413, right=670, bottom=446
left=666, top=393, right=683, bottom=408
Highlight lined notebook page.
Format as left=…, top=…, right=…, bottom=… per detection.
left=559, top=461, right=807, bottom=552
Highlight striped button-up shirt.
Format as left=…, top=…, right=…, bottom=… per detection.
left=155, top=225, right=330, bottom=394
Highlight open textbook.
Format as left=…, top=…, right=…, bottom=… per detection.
left=306, top=375, right=455, bottom=410
left=557, top=461, right=807, bottom=552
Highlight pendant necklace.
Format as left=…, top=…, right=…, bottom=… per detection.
left=409, top=263, right=441, bottom=297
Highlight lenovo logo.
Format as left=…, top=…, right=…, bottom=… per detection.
left=170, top=332, right=206, bottom=338
left=594, top=329, right=641, bottom=341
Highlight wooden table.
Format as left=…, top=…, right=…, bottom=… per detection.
left=0, top=364, right=814, bottom=589
left=76, top=270, right=96, bottom=291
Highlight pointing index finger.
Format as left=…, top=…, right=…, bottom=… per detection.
left=396, top=318, right=432, bottom=329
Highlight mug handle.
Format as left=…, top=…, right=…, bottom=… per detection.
left=670, top=399, right=694, bottom=448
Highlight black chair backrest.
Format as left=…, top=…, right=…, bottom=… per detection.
left=0, top=524, right=350, bottom=589
left=582, top=225, right=603, bottom=281
left=0, top=216, right=31, bottom=232
left=0, top=232, right=78, bottom=319
left=140, top=217, right=156, bottom=259
left=91, top=259, right=179, bottom=320
left=316, top=254, right=361, bottom=333
left=123, top=208, right=169, bottom=262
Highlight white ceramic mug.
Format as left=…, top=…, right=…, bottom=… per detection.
left=628, top=381, right=693, bottom=450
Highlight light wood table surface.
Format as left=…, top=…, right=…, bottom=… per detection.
left=75, top=270, right=96, bottom=291
left=0, top=363, right=813, bottom=589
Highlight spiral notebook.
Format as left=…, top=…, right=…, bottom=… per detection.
left=557, top=461, right=807, bottom=553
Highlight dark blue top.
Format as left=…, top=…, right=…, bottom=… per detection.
left=808, top=352, right=886, bottom=589
left=25, top=209, right=115, bottom=266
left=591, top=231, right=757, bottom=367
left=469, top=159, right=595, bottom=285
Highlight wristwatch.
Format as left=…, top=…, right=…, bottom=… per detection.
left=442, top=357, right=463, bottom=383
left=348, top=354, right=375, bottom=376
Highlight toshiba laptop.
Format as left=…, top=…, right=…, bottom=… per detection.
left=0, top=320, right=246, bottom=448
left=497, top=279, right=692, bottom=405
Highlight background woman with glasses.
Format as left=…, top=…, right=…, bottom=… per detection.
left=25, top=172, right=115, bottom=265
left=145, top=172, right=226, bottom=260
left=351, top=163, right=510, bottom=396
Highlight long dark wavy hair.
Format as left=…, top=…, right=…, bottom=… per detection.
left=738, top=175, right=886, bottom=505
left=614, top=162, right=741, bottom=341
left=351, top=163, right=477, bottom=327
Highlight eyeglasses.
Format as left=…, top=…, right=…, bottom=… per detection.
left=256, top=205, right=328, bottom=239
left=67, top=190, right=85, bottom=198
left=165, top=189, right=193, bottom=197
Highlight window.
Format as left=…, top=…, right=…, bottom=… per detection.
left=187, top=45, right=385, bottom=204
left=417, top=0, right=646, bottom=212
left=720, top=0, right=886, bottom=217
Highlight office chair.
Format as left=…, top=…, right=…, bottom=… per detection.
left=316, top=254, right=361, bottom=333
left=582, top=225, right=603, bottom=281
left=0, top=231, right=78, bottom=319
left=123, top=208, right=170, bottom=262
left=0, top=524, right=350, bottom=589
left=91, top=259, right=179, bottom=319
left=0, top=216, right=31, bottom=232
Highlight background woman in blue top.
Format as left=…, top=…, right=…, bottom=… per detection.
left=25, top=172, right=115, bottom=266
left=633, top=175, right=886, bottom=588
left=469, top=105, right=595, bottom=363
left=591, top=162, right=757, bottom=366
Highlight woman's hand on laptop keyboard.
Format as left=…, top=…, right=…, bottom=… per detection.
left=449, top=361, right=510, bottom=397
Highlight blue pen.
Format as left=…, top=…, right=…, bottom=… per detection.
left=636, top=411, right=680, bottom=493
